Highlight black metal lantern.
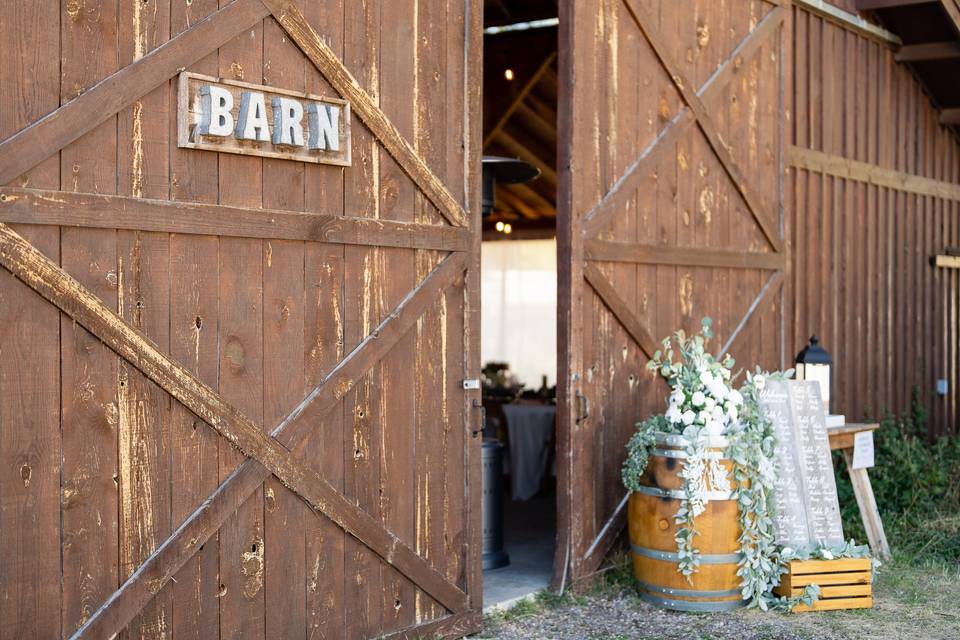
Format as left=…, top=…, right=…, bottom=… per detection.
left=795, top=335, right=832, bottom=412
left=481, top=155, right=540, bottom=217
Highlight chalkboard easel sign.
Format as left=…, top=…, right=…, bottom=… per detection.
left=760, top=379, right=845, bottom=548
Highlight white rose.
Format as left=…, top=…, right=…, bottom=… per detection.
left=711, top=405, right=725, bottom=421
left=696, top=410, right=709, bottom=425
left=665, top=404, right=682, bottom=424
left=670, top=389, right=684, bottom=407
left=704, top=397, right=716, bottom=410
left=726, top=406, right=738, bottom=422
left=682, top=410, right=696, bottom=425
left=705, top=419, right=724, bottom=436
left=699, top=371, right=714, bottom=386
left=691, top=391, right=706, bottom=407
left=721, top=368, right=731, bottom=380
left=709, top=381, right=727, bottom=401
left=754, top=375, right=765, bottom=391
left=728, top=389, right=743, bottom=406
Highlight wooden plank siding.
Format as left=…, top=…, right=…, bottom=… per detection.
left=0, top=1, right=482, bottom=639
left=788, top=3, right=960, bottom=436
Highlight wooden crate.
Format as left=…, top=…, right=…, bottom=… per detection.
left=774, top=558, right=873, bottom=612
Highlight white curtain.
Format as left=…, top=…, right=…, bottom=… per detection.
left=481, top=239, right=557, bottom=389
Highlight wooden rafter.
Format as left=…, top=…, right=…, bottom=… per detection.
left=525, top=93, right=558, bottom=127
left=507, top=181, right=556, bottom=215
left=581, top=6, right=786, bottom=243
left=940, top=108, right=960, bottom=125
left=514, top=102, right=557, bottom=144
left=0, top=187, right=470, bottom=251
left=493, top=130, right=558, bottom=188
left=0, top=220, right=469, bottom=639
left=856, top=0, right=932, bottom=7
left=496, top=186, right=541, bottom=219
left=483, top=51, right=558, bottom=149
left=895, top=40, right=960, bottom=62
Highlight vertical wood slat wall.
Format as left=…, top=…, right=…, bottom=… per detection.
left=0, top=1, right=476, bottom=639
left=788, top=4, right=959, bottom=436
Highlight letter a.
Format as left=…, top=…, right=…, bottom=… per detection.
left=235, top=91, right=270, bottom=142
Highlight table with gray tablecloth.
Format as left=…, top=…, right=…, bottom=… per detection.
left=501, top=403, right=556, bottom=501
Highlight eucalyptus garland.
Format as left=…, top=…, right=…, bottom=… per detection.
left=727, top=370, right=793, bottom=609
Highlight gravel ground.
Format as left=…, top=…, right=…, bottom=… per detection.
left=474, top=559, right=960, bottom=640
left=478, top=592, right=838, bottom=640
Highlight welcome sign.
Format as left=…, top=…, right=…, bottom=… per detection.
left=177, top=72, right=351, bottom=166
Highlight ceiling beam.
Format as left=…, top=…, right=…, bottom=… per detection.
left=514, top=102, right=557, bottom=144
left=896, top=40, right=960, bottom=61
left=856, top=0, right=936, bottom=8
left=939, top=108, right=960, bottom=124
left=505, top=182, right=555, bottom=215
left=483, top=51, right=557, bottom=149
left=493, top=130, right=558, bottom=188
left=495, top=185, right=541, bottom=219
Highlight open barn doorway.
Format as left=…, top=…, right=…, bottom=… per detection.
left=480, top=1, right=560, bottom=610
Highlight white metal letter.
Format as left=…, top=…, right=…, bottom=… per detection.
left=307, top=103, right=341, bottom=151
left=235, top=91, right=270, bottom=142
left=198, top=84, right=234, bottom=137
left=271, top=97, right=305, bottom=147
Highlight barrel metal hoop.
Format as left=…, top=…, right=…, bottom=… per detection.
left=653, top=432, right=729, bottom=449
left=649, top=447, right=724, bottom=460
left=634, top=579, right=743, bottom=599
left=637, top=591, right=747, bottom=612
left=633, top=485, right=734, bottom=501
left=631, top=544, right=744, bottom=565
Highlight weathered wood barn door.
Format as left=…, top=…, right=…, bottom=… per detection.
left=556, top=0, right=787, bottom=584
left=0, top=1, right=481, bottom=638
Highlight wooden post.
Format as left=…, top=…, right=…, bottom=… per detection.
left=829, top=424, right=891, bottom=559
left=841, top=449, right=891, bottom=560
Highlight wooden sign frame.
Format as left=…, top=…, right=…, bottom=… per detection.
left=177, top=71, right=352, bottom=166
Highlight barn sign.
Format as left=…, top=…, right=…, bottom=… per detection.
left=177, top=71, right=351, bottom=166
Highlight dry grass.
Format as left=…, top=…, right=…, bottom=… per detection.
left=476, top=556, right=960, bottom=640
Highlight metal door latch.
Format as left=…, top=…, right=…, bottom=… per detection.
left=471, top=399, right=485, bottom=437
left=462, top=378, right=481, bottom=390
left=575, top=391, right=590, bottom=424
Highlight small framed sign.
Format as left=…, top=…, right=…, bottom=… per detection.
left=177, top=72, right=351, bottom=166
left=851, top=431, right=875, bottom=470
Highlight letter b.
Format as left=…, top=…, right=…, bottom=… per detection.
left=198, top=84, right=234, bottom=138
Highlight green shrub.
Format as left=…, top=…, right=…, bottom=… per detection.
left=835, top=388, right=960, bottom=564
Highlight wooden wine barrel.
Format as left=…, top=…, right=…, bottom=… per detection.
left=627, top=433, right=746, bottom=612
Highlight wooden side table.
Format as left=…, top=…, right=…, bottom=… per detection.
left=828, top=423, right=891, bottom=559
